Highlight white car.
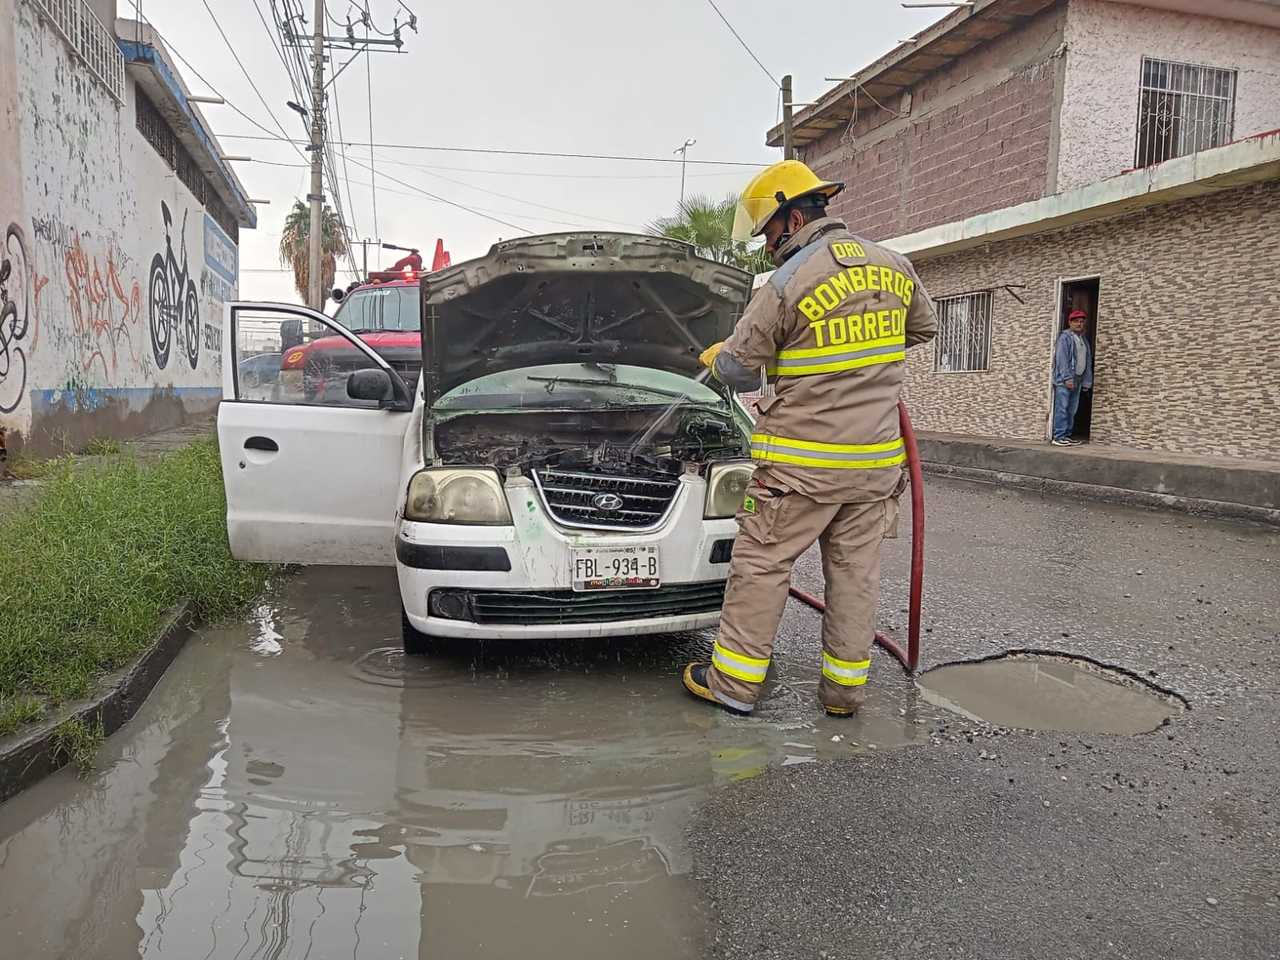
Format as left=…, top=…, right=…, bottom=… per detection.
left=217, top=232, right=757, bottom=652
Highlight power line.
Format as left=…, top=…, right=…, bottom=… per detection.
left=216, top=133, right=770, bottom=167
left=703, top=0, right=780, bottom=88
left=250, top=0, right=309, bottom=107
left=330, top=71, right=361, bottom=240
left=342, top=155, right=534, bottom=232
left=122, top=0, right=300, bottom=152
left=198, top=0, right=305, bottom=161
left=364, top=18, right=380, bottom=266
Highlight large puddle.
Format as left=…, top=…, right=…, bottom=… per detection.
left=917, top=653, right=1185, bottom=735
left=0, top=567, right=929, bottom=959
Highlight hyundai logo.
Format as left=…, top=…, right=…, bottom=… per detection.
left=591, top=492, right=624, bottom=511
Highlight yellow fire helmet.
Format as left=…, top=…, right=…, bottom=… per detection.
left=731, top=159, right=844, bottom=242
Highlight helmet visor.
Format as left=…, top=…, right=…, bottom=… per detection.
left=731, top=196, right=778, bottom=242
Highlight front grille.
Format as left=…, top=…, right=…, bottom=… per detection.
left=447, top=581, right=726, bottom=625
left=532, top=468, right=681, bottom=531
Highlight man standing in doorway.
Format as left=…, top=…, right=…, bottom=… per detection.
left=680, top=160, right=937, bottom=718
left=1052, top=309, right=1093, bottom=446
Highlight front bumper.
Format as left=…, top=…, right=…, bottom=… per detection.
left=396, top=474, right=737, bottom=639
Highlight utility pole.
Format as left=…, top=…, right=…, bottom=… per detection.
left=674, top=137, right=696, bottom=207
left=306, top=0, right=326, bottom=310
left=282, top=3, right=417, bottom=309
left=782, top=74, right=795, bottom=160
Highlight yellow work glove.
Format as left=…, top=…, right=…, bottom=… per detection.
left=699, top=341, right=725, bottom=370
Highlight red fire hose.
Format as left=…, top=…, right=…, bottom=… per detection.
left=787, top=400, right=924, bottom=673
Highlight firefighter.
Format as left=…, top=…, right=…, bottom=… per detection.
left=682, top=159, right=937, bottom=717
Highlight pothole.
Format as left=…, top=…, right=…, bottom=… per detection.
left=916, top=652, right=1186, bottom=735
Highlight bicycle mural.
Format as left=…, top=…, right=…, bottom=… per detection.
left=147, top=201, right=200, bottom=371
left=0, top=222, right=31, bottom=414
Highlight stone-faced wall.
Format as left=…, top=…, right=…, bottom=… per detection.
left=903, top=177, right=1280, bottom=463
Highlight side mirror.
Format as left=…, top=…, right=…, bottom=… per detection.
left=347, top=367, right=395, bottom=403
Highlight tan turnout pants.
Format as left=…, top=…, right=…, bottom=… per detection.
left=707, top=483, right=898, bottom=713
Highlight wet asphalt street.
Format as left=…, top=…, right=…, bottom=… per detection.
left=0, top=476, right=1276, bottom=958
left=695, top=477, right=1280, bottom=959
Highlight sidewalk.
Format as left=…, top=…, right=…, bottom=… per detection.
left=916, top=432, right=1280, bottom=524
left=0, top=415, right=217, bottom=515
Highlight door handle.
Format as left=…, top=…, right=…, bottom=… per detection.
left=244, top=436, right=279, bottom=452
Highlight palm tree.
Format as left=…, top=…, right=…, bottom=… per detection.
left=278, top=200, right=348, bottom=303
left=647, top=194, right=772, bottom=274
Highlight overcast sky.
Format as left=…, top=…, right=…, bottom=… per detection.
left=132, top=0, right=945, bottom=304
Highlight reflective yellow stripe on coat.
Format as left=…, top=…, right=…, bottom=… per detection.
left=751, top=434, right=906, bottom=470
left=822, top=652, right=870, bottom=686
left=765, top=335, right=906, bottom=376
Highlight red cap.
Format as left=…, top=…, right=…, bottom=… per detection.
left=1068, top=309, right=1087, bottom=321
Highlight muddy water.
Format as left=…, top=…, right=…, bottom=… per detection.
left=917, top=655, right=1184, bottom=735
left=0, top=567, right=927, bottom=959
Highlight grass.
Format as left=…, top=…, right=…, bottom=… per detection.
left=80, top=437, right=124, bottom=457
left=4, top=455, right=64, bottom=480
left=51, top=715, right=105, bottom=775
left=0, top=438, right=271, bottom=738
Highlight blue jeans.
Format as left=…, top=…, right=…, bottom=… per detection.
left=1052, top=382, right=1083, bottom=440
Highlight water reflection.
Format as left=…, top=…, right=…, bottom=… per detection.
left=0, top=567, right=926, bottom=958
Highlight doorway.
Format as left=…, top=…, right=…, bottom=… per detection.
left=1053, top=276, right=1100, bottom=441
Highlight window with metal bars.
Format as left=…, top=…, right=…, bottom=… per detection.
left=135, top=90, right=239, bottom=243
left=1135, top=57, right=1236, bottom=168
left=933, top=291, right=993, bottom=373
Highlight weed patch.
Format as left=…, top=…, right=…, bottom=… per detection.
left=0, top=438, right=271, bottom=737
left=51, top=715, right=105, bottom=775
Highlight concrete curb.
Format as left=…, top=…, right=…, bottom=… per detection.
left=921, top=461, right=1280, bottom=526
left=0, top=601, right=196, bottom=804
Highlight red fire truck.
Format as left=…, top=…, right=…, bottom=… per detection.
left=279, top=241, right=450, bottom=403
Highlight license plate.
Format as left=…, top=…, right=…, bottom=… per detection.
left=572, top=545, right=660, bottom=591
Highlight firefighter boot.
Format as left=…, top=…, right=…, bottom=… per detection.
left=682, top=663, right=751, bottom=716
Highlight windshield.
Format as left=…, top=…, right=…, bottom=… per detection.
left=333, top=285, right=420, bottom=333
left=434, top=363, right=728, bottom=412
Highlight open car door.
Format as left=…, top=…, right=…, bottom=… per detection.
left=217, top=302, right=414, bottom=565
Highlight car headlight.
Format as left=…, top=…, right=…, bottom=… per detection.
left=404, top=468, right=512, bottom=524
left=704, top=461, right=753, bottom=519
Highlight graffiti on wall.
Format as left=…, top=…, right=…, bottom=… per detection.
left=64, top=231, right=147, bottom=382
left=0, top=223, right=31, bottom=414
left=147, top=201, right=201, bottom=372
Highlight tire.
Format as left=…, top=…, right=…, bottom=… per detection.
left=148, top=254, right=170, bottom=369
left=401, top=605, right=432, bottom=656
left=183, top=281, right=200, bottom=369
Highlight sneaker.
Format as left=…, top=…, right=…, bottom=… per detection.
left=1051, top=438, right=1072, bottom=446
left=1067, top=438, right=1085, bottom=445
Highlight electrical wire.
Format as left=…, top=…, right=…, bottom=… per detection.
left=331, top=74, right=362, bottom=241
left=245, top=152, right=748, bottom=182
left=198, top=0, right=302, bottom=154
left=339, top=153, right=645, bottom=230
left=364, top=18, right=380, bottom=265
left=121, top=0, right=301, bottom=154
left=342, top=155, right=534, bottom=232
left=250, top=0, right=309, bottom=108
left=215, top=133, right=769, bottom=167
left=703, top=0, right=780, bottom=88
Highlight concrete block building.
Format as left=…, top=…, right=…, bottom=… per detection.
left=771, top=0, right=1280, bottom=464
left=0, top=0, right=255, bottom=456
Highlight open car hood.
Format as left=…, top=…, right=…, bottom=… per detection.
left=420, top=233, right=753, bottom=405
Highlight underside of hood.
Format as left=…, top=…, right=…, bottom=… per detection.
left=420, top=233, right=753, bottom=405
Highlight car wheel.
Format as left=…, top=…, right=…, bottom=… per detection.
left=401, top=605, right=432, bottom=656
